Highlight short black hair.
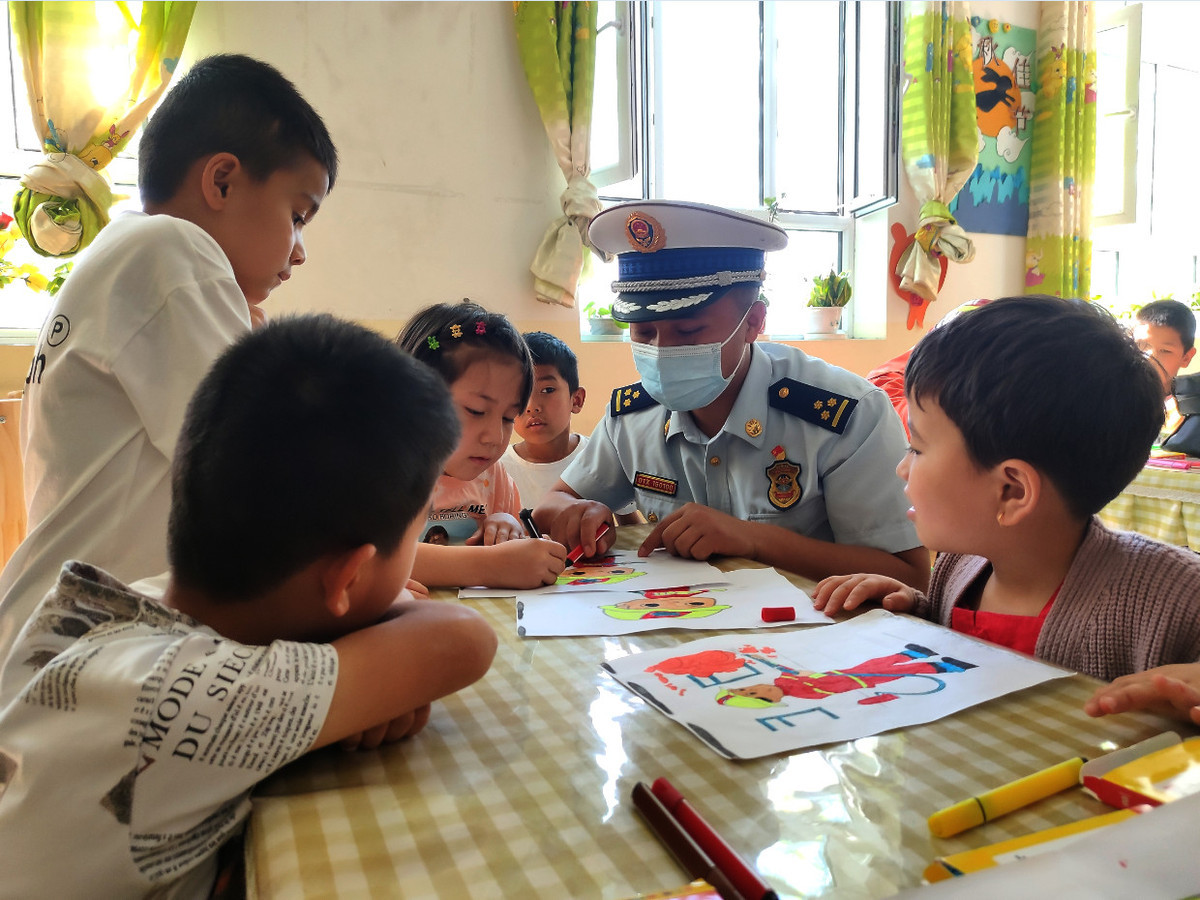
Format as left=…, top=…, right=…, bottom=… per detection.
left=1137, top=299, right=1196, bottom=352
left=169, top=315, right=458, bottom=600
left=523, top=331, right=580, bottom=393
left=139, top=54, right=339, bottom=205
left=906, top=296, right=1164, bottom=519
left=395, top=301, right=534, bottom=408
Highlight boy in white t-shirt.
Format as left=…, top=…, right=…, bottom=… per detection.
left=0, top=54, right=339, bottom=662
left=502, top=331, right=591, bottom=507
left=0, top=316, right=497, bottom=899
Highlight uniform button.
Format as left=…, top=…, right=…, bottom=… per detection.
left=709, top=456, right=721, bottom=466
left=647, top=513, right=659, bottom=523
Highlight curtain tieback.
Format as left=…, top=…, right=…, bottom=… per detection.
left=15, top=153, right=113, bottom=257
left=560, top=173, right=602, bottom=241
left=914, top=200, right=976, bottom=264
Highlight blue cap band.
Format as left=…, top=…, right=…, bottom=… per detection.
left=616, top=246, right=766, bottom=284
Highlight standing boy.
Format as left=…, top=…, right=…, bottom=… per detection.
left=503, top=331, right=640, bottom=522
left=0, top=55, right=338, bottom=660
left=0, top=315, right=498, bottom=898
left=534, top=200, right=928, bottom=589
left=503, top=331, right=589, bottom=507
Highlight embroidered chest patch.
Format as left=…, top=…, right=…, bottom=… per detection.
left=765, top=457, right=802, bottom=510
left=635, top=471, right=678, bottom=496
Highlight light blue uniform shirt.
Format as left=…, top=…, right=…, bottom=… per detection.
left=562, top=343, right=919, bottom=553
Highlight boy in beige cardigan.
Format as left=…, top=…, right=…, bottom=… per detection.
left=814, top=296, right=1200, bottom=681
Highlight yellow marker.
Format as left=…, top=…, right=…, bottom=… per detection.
left=927, top=756, right=1086, bottom=838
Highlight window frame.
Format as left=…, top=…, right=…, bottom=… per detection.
left=585, top=0, right=900, bottom=340
left=1093, top=2, right=1143, bottom=229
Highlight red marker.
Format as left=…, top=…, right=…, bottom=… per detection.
left=651, top=777, right=778, bottom=900
left=565, top=522, right=613, bottom=566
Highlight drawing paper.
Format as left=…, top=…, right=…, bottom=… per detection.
left=459, top=549, right=724, bottom=597
left=515, top=567, right=828, bottom=636
left=603, top=609, right=1070, bottom=759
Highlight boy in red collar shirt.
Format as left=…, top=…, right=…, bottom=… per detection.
left=813, top=296, right=1200, bottom=681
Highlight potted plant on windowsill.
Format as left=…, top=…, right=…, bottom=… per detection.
left=583, top=300, right=628, bottom=337
left=804, top=268, right=852, bottom=335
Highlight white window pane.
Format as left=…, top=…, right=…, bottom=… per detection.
left=1093, top=3, right=1141, bottom=226
left=1149, top=66, right=1199, bottom=241
left=1091, top=249, right=1118, bottom=306
left=852, top=1, right=892, bottom=211
left=591, top=1, right=632, bottom=187
left=761, top=228, right=842, bottom=336
left=656, top=1, right=760, bottom=206
left=774, top=1, right=841, bottom=212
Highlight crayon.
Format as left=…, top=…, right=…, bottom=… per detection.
left=927, top=756, right=1086, bottom=838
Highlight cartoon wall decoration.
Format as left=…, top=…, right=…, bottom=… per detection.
left=950, top=17, right=1038, bottom=236
left=603, top=609, right=1069, bottom=759
left=514, top=567, right=827, bottom=637
left=459, top=549, right=724, bottom=597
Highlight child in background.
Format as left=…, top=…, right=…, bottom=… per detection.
left=1134, top=298, right=1196, bottom=396
left=0, top=315, right=497, bottom=898
left=0, top=54, right=338, bottom=662
left=813, top=296, right=1200, bottom=681
left=1133, top=298, right=1197, bottom=436
left=397, top=302, right=567, bottom=589
left=502, top=332, right=590, bottom=506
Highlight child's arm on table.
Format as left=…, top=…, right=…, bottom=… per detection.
left=811, top=572, right=923, bottom=617
left=533, top=481, right=618, bottom=559
left=314, top=600, right=498, bottom=751
left=1084, top=664, right=1200, bottom=725
left=413, top=540, right=567, bottom=589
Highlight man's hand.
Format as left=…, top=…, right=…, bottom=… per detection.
left=811, top=573, right=919, bottom=617
left=638, top=503, right=754, bottom=560
left=544, top=498, right=617, bottom=559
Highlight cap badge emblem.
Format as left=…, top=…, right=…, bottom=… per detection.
left=625, top=212, right=665, bottom=253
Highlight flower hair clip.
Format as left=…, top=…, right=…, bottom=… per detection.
left=475, top=321, right=486, bottom=335
left=450, top=324, right=463, bottom=338
left=426, top=336, right=440, bottom=350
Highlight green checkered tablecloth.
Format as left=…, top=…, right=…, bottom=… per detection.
left=246, top=530, right=1191, bottom=899
left=1099, top=464, right=1200, bottom=548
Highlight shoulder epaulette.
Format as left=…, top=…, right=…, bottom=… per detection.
left=610, top=382, right=659, bottom=418
left=769, top=378, right=857, bottom=434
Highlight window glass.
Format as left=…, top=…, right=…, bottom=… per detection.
left=655, top=1, right=760, bottom=206
left=774, top=1, right=841, bottom=212
left=586, top=1, right=899, bottom=339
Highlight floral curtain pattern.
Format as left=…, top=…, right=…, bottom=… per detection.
left=515, top=1, right=602, bottom=308
left=9, top=1, right=196, bottom=257
left=897, top=1, right=979, bottom=329
left=1024, top=2, right=1096, bottom=299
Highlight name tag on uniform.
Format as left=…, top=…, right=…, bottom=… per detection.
left=635, top=471, right=678, bottom=496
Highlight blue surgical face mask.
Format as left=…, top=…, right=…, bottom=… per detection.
left=630, top=309, right=750, bottom=411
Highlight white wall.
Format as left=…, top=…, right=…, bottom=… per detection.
left=0, top=0, right=1037, bottom=432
